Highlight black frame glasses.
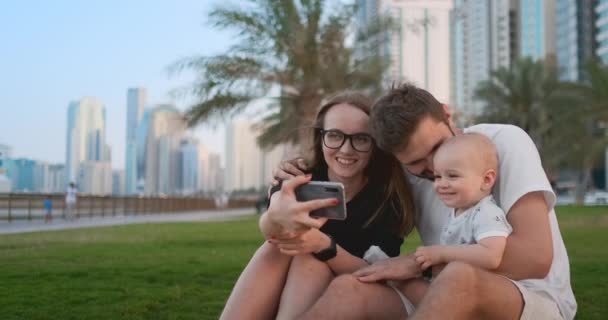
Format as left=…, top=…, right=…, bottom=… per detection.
left=319, top=129, right=374, bottom=152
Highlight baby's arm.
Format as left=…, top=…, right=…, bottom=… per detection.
left=415, top=236, right=507, bottom=271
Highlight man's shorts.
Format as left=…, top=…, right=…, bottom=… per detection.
left=387, top=278, right=564, bottom=319
left=510, top=280, right=564, bottom=320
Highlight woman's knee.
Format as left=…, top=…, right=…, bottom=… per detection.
left=291, top=254, right=331, bottom=272
left=256, top=241, right=285, bottom=259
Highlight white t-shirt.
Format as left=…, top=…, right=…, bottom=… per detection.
left=410, top=124, right=576, bottom=320
left=440, top=195, right=512, bottom=246
left=65, top=186, right=77, bottom=204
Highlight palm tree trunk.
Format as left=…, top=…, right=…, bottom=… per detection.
left=296, top=94, right=322, bottom=153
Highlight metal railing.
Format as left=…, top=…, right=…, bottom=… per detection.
left=0, top=193, right=256, bottom=222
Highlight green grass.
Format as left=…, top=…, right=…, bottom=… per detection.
left=0, top=206, right=606, bottom=319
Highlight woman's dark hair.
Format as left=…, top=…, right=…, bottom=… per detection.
left=303, top=91, right=416, bottom=236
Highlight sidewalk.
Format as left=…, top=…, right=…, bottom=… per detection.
left=0, top=208, right=256, bottom=235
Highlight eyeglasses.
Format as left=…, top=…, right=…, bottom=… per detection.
left=320, top=129, right=374, bottom=152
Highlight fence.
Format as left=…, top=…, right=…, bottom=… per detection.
left=0, top=193, right=256, bottom=222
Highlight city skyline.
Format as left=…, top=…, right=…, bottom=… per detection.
left=0, top=1, right=232, bottom=170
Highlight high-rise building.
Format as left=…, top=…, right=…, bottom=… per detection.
left=357, top=0, right=453, bottom=103
left=451, top=0, right=514, bottom=118
left=137, top=104, right=186, bottom=195
left=0, top=144, right=12, bottom=160
left=79, top=161, right=112, bottom=195
left=112, top=170, right=125, bottom=195
left=260, top=145, right=290, bottom=187
left=207, top=152, right=223, bottom=193
left=556, top=0, right=598, bottom=81
left=65, top=97, right=111, bottom=191
left=520, top=0, right=556, bottom=61
left=225, top=121, right=263, bottom=191
left=198, top=145, right=210, bottom=193
left=125, top=88, right=146, bottom=194
left=224, top=120, right=291, bottom=192
left=33, top=162, right=50, bottom=193
left=180, top=137, right=201, bottom=195
left=597, top=0, right=608, bottom=63
left=0, top=144, right=11, bottom=192
left=4, top=158, right=36, bottom=192
left=48, top=164, right=65, bottom=193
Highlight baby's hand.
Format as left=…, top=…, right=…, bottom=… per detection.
left=414, top=246, right=443, bottom=270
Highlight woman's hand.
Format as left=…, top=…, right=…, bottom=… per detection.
left=270, top=228, right=331, bottom=256
left=261, top=175, right=337, bottom=238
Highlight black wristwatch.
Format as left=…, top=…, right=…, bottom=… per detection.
left=313, top=235, right=337, bottom=261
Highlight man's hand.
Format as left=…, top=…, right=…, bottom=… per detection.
left=271, top=158, right=308, bottom=185
left=353, top=255, right=422, bottom=282
left=414, top=246, right=444, bottom=270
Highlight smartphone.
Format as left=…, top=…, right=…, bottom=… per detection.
left=295, top=181, right=347, bottom=220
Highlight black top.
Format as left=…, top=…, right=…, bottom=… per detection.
left=271, top=169, right=404, bottom=258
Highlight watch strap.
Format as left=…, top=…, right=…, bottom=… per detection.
left=313, top=235, right=337, bottom=261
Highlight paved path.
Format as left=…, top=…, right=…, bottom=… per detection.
left=0, top=208, right=256, bottom=235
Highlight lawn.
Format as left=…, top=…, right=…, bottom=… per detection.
left=0, top=206, right=606, bottom=319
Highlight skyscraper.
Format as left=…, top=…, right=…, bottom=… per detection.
left=0, top=144, right=12, bottom=160
left=137, top=104, right=186, bottom=195
left=225, top=121, right=263, bottom=191
left=556, top=0, right=597, bottom=81
left=112, top=170, right=125, bottom=195
left=451, top=0, right=514, bottom=117
left=48, top=164, right=65, bottom=193
left=597, top=0, right=608, bottom=63
left=520, top=0, right=556, bottom=61
left=79, top=161, right=112, bottom=195
left=180, top=137, right=201, bottom=195
left=357, top=0, right=453, bottom=103
left=65, top=97, right=111, bottom=192
left=207, top=152, right=223, bottom=193
left=125, top=88, right=146, bottom=194
left=0, top=144, right=11, bottom=192
left=5, top=158, right=36, bottom=192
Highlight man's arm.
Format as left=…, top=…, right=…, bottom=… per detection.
left=498, top=191, right=553, bottom=279
left=415, top=237, right=507, bottom=271
left=353, top=253, right=422, bottom=282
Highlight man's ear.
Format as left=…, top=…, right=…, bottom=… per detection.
left=481, top=169, right=497, bottom=191
left=442, top=104, right=456, bottom=128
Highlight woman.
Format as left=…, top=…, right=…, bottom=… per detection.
left=220, top=92, right=416, bottom=320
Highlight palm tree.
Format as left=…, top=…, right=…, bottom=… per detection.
left=474, top=58, right=566, bottom=175
left=171, top=1, right=393, bottom=148
left=557, top=60, right=608, bottom=200
left=475, top=58, right=608, bottom=202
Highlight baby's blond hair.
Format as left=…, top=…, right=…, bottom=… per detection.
left=436, top=133, right=498, bottom=173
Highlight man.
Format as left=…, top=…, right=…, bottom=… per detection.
left=275, top=84, right=576, bottom=319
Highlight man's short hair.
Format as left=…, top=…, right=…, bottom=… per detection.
left=370, top=83, right=446, bottom=153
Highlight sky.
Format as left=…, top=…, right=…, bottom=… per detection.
left=0, top=0, right=238, bottom=169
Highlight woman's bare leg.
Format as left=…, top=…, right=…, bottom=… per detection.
left=220, top=242, right=293, bottom=320
left=276, top=254, right=334, bottom=320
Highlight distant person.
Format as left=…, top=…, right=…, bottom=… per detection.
left=43, top=196, right=53, bottom=223
left=254, top=192, right=269, bottom=214
left=65, top=182, right=78, bottom=220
